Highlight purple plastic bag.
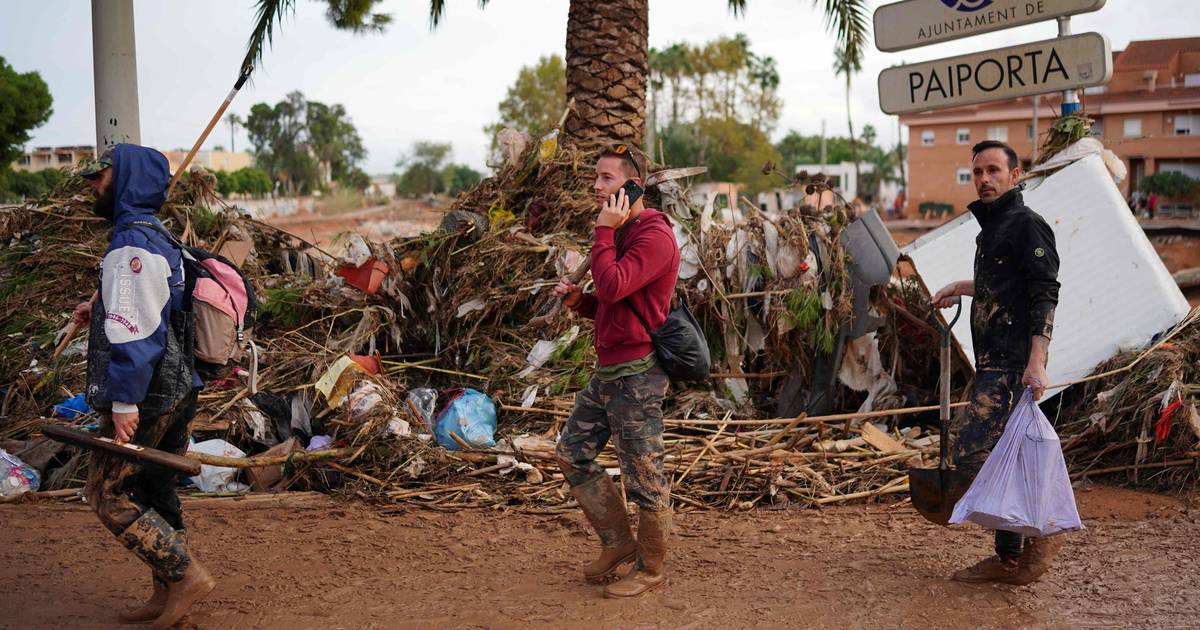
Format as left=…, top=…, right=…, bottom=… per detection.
left=949, top=388, right=1084, bottom=537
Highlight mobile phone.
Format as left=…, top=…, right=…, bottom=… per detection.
left=621, top=179, right=644, bottom=206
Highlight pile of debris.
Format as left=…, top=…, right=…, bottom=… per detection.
left=1057, top=307, right=1200, bottom=488
left=1, top=136, right=1196, bottom=511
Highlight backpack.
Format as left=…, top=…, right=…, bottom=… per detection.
left=133, top=220, right=259, bottom=385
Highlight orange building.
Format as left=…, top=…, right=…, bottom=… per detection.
left=901, top=37, right=1200, bottom=216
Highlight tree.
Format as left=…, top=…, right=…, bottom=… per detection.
left=225, top=113, right=243, bottom=152
left=243, top=1, right=868, bottom=145
left=0, top=56, right=53, bottom=177
left=483, top=55, right=567, bottom=161
left=396, top=141, right=452, bottom=196
left=244, top=91, right=366, bottom=194
left=443, top=163, right=482, bottom=195
left=774, top=131, right=855, bottom=174
left=833, top=43, right=862, bottom=197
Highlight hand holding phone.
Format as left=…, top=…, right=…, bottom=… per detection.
left=621, top=178, right=644, bottom=206
left=598, top=186, right=634, bottom=229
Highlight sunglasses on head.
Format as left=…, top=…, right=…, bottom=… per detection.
left=613, top=144, right=642, bottom=179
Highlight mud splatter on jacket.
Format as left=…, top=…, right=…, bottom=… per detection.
left=968, top=187, right=1060, bottom=371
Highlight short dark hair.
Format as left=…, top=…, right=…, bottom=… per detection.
left=971, top=140, right=1018, bottom=170
left=599, top=143, right=647, bottom=180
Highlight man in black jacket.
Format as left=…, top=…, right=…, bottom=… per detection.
left=932, top=140, right=1063, bottom=585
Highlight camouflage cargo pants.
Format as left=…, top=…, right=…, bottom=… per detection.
left=555, top=366, right=670, bottom=511
left=951, top=369, right=1025, bottom=561
left=85, top=389, right=198, bottom=536
left=951, top=369, right=1024, bottom=473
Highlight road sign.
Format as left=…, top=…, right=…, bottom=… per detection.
left=877, top=32, right=1111, bottom=115
left=874, top=0, right=1106, bottom=53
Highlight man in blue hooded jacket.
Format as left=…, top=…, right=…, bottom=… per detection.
left=70, top=144, right=215, bottom=628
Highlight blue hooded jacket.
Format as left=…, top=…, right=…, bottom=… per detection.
left=89, top=144, right=189, bottom=412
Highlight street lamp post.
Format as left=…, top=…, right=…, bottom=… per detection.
left=92, top=0, right=141, bottom=151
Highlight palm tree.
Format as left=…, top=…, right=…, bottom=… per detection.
left=226, top=112, right=243, bottom=153
left=243, top=1, right=868, bottom=145
left=833, top=43, right=862, bottom=199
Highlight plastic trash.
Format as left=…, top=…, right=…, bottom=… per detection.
left=1, top=449, right=40, bottom=497
left=307, top=435, right=334, bottom=451
left=52, top=393, right=91, bottom=419
left=949, top=388, right=1084, bottom=537
left=434, top=389, right=497, bottom=451
left=348, top=381, right=385, bottom=420
left=405, top=388, right=438, bottom=429
left=187, top=439, right=250, bottom=494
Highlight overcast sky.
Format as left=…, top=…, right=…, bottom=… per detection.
left=2, top=1, right=1195, bottom=175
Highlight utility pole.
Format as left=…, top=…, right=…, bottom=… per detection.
left=1057, top=16, right=1080, bottom=116
left=1031, top=94, right=1040, bottom=163
left=92, top=0, right=141, bottom=151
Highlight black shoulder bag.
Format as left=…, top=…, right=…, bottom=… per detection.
left=628, top=291, right=711, bottom=382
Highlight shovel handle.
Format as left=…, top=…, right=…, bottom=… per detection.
left=936, top=301, right=963, bottom=471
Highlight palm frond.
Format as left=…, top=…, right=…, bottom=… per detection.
left=727, top=0, right=748, bottom=16
left=430, top=0, right=491, bottom=29
left=814, top=0, right=870, bottom=70
left=242, top=0, right=296, bottom=72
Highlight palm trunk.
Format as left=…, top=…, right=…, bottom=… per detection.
left=564, top=0, right=648, bottom=144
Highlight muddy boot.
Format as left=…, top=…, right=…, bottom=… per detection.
left=571, top=474, right=637, bottom=582
left=1004, top=536, right=1065, bottom=586
left=951, top=555, right=1018, bottom=583
left=117, top=572, right=168, bottom=624
left=604, top=508, right=671, bottom=598
left=151, top=559, right=215, bottom=630
left=117, top=510, right=214, bottom=629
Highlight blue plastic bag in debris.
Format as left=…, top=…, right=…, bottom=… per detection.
left=52, top=393, right=91, bottom=419
left=434, top=389, right=497, bottom=451
left=950, top=388, right=1084, bottom=537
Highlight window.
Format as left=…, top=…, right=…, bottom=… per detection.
left=956, top=168, right=971, bottom=185
left=921, top=130, right=935, bottom=146
left=1091, top=118, right=1104, bottom=137
left=57, top=153, right=72, bottom=164
left=1124, top=118, right=1143, bottom=138
left=1026, top=124, right=1035, bottom=140
left=1186, top=74, right=1200, bottom=87
left=1175, top=114, right=1197, bottom=136
left=986, top=125, right=1008, bottom=142
left=956, top=128, right=970, bottom=144
left=17, top=155, right=31, bottom=165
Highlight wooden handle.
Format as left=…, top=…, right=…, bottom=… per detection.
left=52, top=321, right=82, bottom=359
left=527, top=254, right=592, bottom=329
left=41, top=425, right=202, bottom=476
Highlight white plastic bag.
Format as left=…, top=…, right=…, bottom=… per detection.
left=187, top=439, right=250, bottom=493
left=950, top=388, right=1084, bottom=537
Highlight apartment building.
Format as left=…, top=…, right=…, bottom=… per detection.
left=12, top=146, right=96, bottom=172
left=901, top=37, right=1200, bottom=215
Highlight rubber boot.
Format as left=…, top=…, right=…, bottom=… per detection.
left=951, top=555, right=1019, bottom=583
left=571, top=474, right=637, bottom=582
left=1004, top=536, right=1065, bottom=586
left=119, top=529, right=186, bottom=624
left=151, top=559, right=215, bottom=630
left=117, top=510, right=215, bottom=629
left=604, top=508, right=671, bottom=598
left=117, top=572, right=168, bottom=624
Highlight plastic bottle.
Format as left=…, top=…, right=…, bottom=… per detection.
left=538, top=129, right=559, bottom=163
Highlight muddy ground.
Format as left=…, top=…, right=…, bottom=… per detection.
left=1, top=484, right=1196, bottom=629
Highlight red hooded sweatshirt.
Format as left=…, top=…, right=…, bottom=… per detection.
left=571, top=208, right=681, bottom=366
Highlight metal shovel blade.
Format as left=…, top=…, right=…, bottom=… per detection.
left=909, top=466, right=973, bottom=526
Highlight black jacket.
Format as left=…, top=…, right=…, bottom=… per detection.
left=968, top=187, right=1060, bottom=371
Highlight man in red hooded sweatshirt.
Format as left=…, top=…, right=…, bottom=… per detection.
left=553, top=144, right=680, bottom=598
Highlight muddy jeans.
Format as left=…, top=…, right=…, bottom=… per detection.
left=86, top=389, right=198, bottom=536
left=952, top=369, right=1025, bottom=561
left=555, top=366, right=670, bottom=511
